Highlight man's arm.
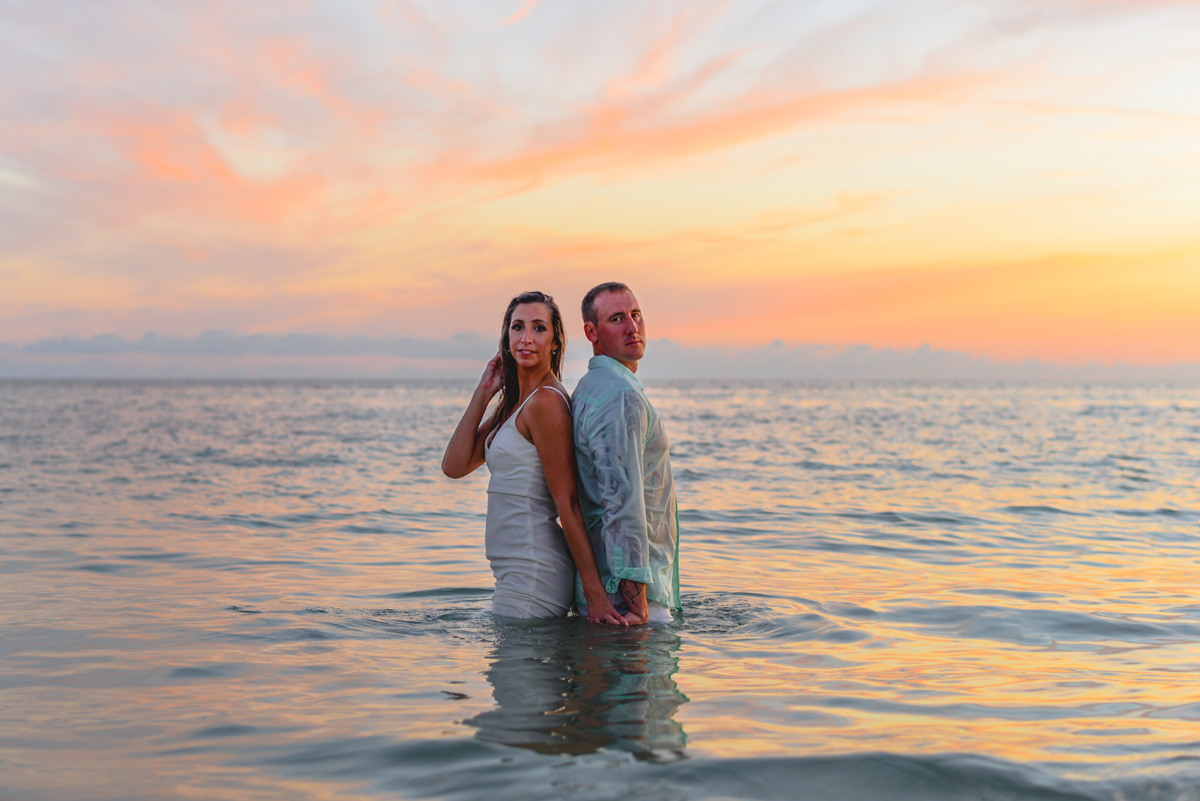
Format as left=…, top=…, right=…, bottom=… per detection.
left=587, top=390, right=653, bottom=600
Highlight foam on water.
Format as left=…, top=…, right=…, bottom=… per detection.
left=2, top=379, right=1200, bottom=800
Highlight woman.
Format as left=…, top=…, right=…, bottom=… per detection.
left=442, top=291, right=625, bottom=625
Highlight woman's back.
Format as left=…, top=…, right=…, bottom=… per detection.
left=483, top=386, right=575, bottom=618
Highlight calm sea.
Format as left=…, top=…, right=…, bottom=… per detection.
left=3, top=380, right=1200, bottom=801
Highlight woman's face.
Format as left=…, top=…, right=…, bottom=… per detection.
left=507, top=303, right=557, bottom=371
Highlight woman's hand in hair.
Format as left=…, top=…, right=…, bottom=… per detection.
left=478, top=351, right=504, bottom=398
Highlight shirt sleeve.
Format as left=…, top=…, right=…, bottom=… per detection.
left=587, top=389, right=653, bottom=592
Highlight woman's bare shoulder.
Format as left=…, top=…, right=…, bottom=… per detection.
left=521, top=384, right=572, bottom=423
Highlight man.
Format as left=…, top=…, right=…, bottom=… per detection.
left=572, top=282, right=679, bottom=625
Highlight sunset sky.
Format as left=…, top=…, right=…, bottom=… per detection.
left=2, top=0, right=1199, bottom=374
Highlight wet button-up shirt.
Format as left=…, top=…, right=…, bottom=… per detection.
left=572, top=355, right=680, bottom=610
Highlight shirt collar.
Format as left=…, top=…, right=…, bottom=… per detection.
left=587, top=354, right=644, bottom=390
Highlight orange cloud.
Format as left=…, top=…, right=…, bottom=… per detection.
left=501, top=0, right=540, bottom=27
left=447, top=74, right=979, bottom=191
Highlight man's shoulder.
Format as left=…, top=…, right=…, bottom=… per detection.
left=574, top=368, right=643, bottom=407
left=576, top=364, right=633, bottom=395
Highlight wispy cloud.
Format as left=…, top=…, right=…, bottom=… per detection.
left=501, top=0, right=540, bottom=27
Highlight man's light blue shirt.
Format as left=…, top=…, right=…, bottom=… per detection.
left=572, top=355, right=680, bottom=610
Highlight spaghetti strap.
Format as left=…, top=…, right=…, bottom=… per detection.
left=542, top=385, right=570, bottom=408
left=485, top=385, right=568, bottom=450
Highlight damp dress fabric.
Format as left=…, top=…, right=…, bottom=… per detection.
left=484, top=386, right=575, bottom=618
left=572, top=356, right=680, bottom=620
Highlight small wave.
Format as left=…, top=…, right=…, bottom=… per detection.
left=169, top=664, right=244, bottom=680
left=70, top=562, right=140, bottom=574
left=819, top=601, right=879, bottom=620
left=193, top=723, right=269, bottom=739
left=236, top=627, right=336, bottom=643
left=738, top=612, right=869, bottom=643
left=959, top=588, right=1060, bottom=601
left=682, top=593, right=870, bottom=644
left=1154, top=507, right=1189, bottom=517
left=383, top=587, right=494, bottom=600
left=1002, top=505, right=1087, bottom=516
left=117, top=551, right=189, bottom=561
left=835, top=511, right=908, bottom=523
left=796, top=459, right=844, bottom=471
left=884, top=604, right=1200, bottom=647
left=226, top=605, right=261, bottom=614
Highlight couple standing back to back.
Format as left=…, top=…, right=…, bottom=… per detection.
left=441, top=282, right=679, bottom=626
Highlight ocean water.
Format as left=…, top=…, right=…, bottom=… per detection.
left=2, top=379, right=1200, bottom=801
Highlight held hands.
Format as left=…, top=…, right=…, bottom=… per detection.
left=584, top=590, right=628, bottom=627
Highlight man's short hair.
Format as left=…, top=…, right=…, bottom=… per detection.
left=581, top=282, right=631, bottom=326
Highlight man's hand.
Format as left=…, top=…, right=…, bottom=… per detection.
left=618, top=579, right=649, bottom=625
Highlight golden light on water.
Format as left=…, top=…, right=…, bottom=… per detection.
left=4, top=336, right=1200, bottom=799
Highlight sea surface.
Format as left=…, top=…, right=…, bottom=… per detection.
left=3, top=379, right=1200, bottom=801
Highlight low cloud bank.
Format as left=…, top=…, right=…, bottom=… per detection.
left=14, top=331, right=496, bottom=359
left=2, top=332, right=1198, bottom=381
left=640, top=339, right=1200, bottom=381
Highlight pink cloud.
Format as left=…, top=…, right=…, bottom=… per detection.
left=501, top=0, right=540, bottom=27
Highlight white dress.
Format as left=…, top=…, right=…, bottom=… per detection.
left=484, top=386, right=575, bottom=618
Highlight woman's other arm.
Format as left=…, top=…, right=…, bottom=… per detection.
left=441, top=354, right=503, bottom=479
left=523, top=391, right=627, bottom=626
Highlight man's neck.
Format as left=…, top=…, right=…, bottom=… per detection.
left=593, top=350, right=638, bottom=374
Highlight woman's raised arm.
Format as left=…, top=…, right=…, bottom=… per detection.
left=441, top=353, right=503, bottom=479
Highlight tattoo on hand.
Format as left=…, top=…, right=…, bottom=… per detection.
left=619, top=579, right=643, bottom=609
left=624, top=577, right=643, bottom=604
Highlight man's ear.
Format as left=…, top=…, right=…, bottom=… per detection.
left=583, top=321, right=598, bottom=343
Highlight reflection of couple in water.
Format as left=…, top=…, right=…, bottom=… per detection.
left=442, top=282, right=680, bottom=627
left=465, top=620, right=688, bottom=760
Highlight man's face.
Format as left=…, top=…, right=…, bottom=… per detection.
left=585, top=290, right=646, bottom=370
